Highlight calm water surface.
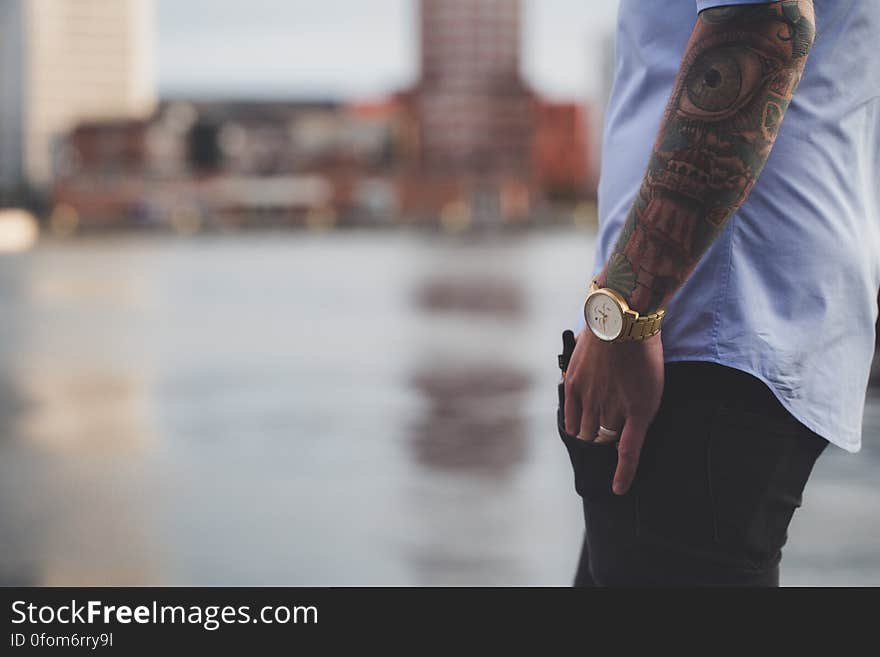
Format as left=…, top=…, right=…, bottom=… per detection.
left=0, top=230, right=877, bottom=586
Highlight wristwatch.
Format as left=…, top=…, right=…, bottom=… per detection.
left=583, top=281, right=665, bottom=343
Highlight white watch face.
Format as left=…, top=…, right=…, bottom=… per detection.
left=585, top=292, right=624, bottom=341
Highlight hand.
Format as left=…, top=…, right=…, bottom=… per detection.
left=563, top=329, right=664, bottom=495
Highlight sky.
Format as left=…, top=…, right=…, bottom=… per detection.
left=156, top=0, right=620, bottom=102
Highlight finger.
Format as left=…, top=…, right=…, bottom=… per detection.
left=596, top=408, right=625, bottom=444
left=564, top=384, right=582, bottom=437
left=612, top=417, right=649, bottom=495
left=578, top=405, right=598, bottom=443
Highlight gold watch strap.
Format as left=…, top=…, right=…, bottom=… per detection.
left=618, top=309, right=665, bottom=342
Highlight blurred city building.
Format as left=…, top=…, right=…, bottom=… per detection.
left=532, top=101, right=589, bottom=201
left=45, top=0, right=595, bottom=232
left=52, top=99, right=408, bottom=230
left=0, top=0, right=156, bottom=197
left=400, top=0, right=593, bottom=225
left=415, top=0, right=531, bottom=174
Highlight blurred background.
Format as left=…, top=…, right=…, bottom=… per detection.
left=0, top=0, right=877, bottom=586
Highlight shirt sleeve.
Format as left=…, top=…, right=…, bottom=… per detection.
left=696, top=0, right=776, bottom=11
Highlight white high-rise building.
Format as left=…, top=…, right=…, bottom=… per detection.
left=0, top=0, right=156, bottom=190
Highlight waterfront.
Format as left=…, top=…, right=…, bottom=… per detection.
left=0, top=229, right=877, bottom=586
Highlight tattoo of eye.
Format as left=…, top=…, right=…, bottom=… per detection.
left=686, top=49, right=742, bottom=113
left=681, top=45, right=789, bottom=127
left=599, top=1, right=815, bottom=314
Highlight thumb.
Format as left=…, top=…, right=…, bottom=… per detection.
left=612, top=417, right=649, bottom=496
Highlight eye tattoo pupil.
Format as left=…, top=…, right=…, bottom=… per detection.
left=684, top=49, right=743, bottom=113
left=704, top=68, right=722, bottom=88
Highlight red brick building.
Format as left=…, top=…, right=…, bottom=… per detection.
left=533, top=101, right=591, bottom=200
left=415, top=0, right=533, bottom=175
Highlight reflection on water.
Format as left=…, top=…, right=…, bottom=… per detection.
left=0, top=368, right=161, bottom=586
left=17, top=369, right=154, bottom=452
left=416, top=278, right=525, bottom=318
left=0, top=231, right=878, bottom=586
left=410, top=365, right=529, bottom=476
left=412, top=269, right=530, bottom=476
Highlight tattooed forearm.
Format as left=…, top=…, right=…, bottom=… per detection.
left=596, top=0, right=815, bottom=314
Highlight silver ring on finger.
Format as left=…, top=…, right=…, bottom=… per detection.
left=595, top=425, right=620, bottom=444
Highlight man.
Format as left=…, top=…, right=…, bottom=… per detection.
left=559, top=0, right=880, bottom=586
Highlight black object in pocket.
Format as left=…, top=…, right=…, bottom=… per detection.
left=557, top=382, right=618, bottom=501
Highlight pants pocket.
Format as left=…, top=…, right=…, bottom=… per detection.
left=557, top=383, right=618, bottom=501
left=707, top=406, right=826, bottom=568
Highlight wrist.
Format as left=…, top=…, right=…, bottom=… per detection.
left=611, top=330, right=662, bottom=349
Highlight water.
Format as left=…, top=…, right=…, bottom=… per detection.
left=0, top=230, right=877, bottom=586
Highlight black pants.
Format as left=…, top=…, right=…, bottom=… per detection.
left=558, top=360, right=828, bottom=587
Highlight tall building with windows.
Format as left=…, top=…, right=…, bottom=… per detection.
left=415, top=0, right=533, bottom=174
left=0, top=0, right=156, bottom=191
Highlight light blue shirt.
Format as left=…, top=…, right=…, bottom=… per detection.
left=586, top=0, right=880, bottom=451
